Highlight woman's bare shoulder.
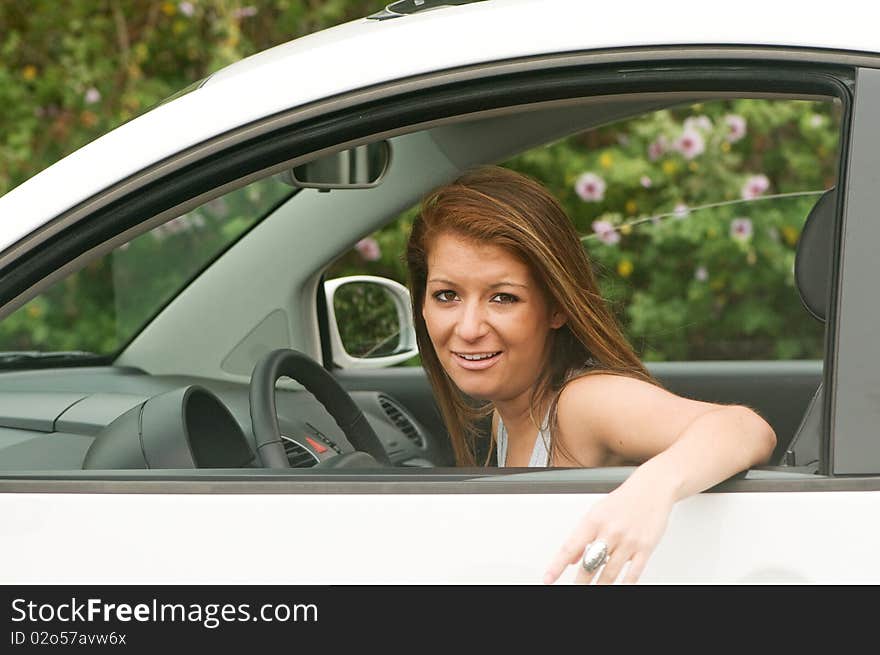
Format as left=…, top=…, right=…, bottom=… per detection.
left=556, top=373, right=620, bottom=428
left=557, top=371, right=727, bottom=462
left=557, top=372, right=645, bottom=414
left=554, top=373, right=628, bottom=463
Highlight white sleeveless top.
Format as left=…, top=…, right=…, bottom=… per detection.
left=496, top=409, right=551, bottom=467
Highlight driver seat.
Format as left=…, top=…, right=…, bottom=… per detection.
left=775, top=187, right=837, bottom=469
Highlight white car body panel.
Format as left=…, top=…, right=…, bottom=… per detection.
left=2, top=489, right=877, bottom=584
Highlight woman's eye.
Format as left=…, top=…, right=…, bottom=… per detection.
left=433, top=290, right=458, bottom=302
left=491, top=293, right=518, bottom=304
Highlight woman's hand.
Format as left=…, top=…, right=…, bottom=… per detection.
left=543, top=475, right=676, bottom=584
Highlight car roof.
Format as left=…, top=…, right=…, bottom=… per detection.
left=1, top=0, right=878, bottom=254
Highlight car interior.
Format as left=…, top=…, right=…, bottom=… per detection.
left=0, top=88, right=840, bottom=480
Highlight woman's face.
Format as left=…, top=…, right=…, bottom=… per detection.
left=422, top=232, right=565, bottom=405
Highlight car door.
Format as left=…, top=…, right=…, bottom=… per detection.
left=1, top=46, right=880, bottom=585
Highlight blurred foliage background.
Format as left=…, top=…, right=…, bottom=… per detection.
left=0, top=0, right=386, bottom=195
left=0, top=2, right=841, bottom=363
left=328, top=98, right=840, bottom=362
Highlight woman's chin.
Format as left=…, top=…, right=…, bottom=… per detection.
left=462, top=388, right=496, bottom=401
left=449, top=376, right=499, bottom=401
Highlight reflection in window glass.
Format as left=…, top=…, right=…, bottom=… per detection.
left=333, top=283, right=402, bottom=358
left=0, top=178, right=292, bottom=356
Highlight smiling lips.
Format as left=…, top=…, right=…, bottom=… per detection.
left=453, top=351, right=502, bottom=370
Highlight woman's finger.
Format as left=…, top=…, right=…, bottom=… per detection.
left=543, top=520, right=598, bottom=584
left=573, top=559, right=595, bottom=584
left=621, top=552, right=648, bottom=584
left=595, top=545, right=630, bottom=585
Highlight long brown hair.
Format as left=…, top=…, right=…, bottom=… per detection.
left=406, top=166, right=659, bottom=467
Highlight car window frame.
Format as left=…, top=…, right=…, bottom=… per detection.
left=312, top=67, right=857, bottom=480
left=827, top=66, right=880, bottom=475
left=0, top=53, right=873, bottom=486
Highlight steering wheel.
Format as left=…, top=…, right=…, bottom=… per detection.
left=249, top=348, right=391, bottom=468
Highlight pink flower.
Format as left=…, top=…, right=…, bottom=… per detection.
left=178, top=1, right=195, bottom=16
left=673, top=128, right=705, bottom=160
left=741, top=174, right=770, bottom=200
left=725, top=114, right=747, bottom=143
left=84, top=87, right=101, bottom=104
left=648, top=136, right=668, bottom=161
left=232, top=5, right=258, bottom=18
left=355, top=237, right=381, bottom=261
left=730, top=217, right=753, bottom=241
left=640, top=176, right=652, bottom=188
left=694, top=265, right=709, bottom=282
left=150, top=219, right=190, bottom=241
left=164, top=216, right=189, bottom=235
left=591, top=220, right=620, bottom=245
left=674, top=203, right=689, bottom=219
left=574, top=172, right=606, bottom=202
left=684, top=115, right=713, bottom=132
left=809, top=114, right=824, bottom=128
left=206, top=198, right=228, bottom=218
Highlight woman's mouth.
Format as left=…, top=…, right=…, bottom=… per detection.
left=452, top=351, right=502, bottom=370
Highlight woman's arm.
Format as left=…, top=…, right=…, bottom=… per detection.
left=555, top=373, right=775, bottom=470
left=623, top=403, right=776, bottom=502
left=543, top=374, right=776, bottom=584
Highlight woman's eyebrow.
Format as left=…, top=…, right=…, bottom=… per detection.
left=427, top=278, right=528, bottom=289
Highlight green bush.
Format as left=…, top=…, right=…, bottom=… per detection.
left=332, top=99, right=839, bottom=362
left=0, top=0, right=385, bottom=195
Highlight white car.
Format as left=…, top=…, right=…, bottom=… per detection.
left=1, top=0, right=879, bottom=584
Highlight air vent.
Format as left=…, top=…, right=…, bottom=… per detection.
left=281, top=436, right=319, bottom=468
left=378, top=395, right=424, bottom=448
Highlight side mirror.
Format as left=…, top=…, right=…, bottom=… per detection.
left=324, top=275, right=418, bottom=369
left=277, top=141, right=391, bottom=190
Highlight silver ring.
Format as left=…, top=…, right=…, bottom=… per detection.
left=581, top=540, right=609, bottom=573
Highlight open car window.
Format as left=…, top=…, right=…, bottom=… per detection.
left=329, top=97, right=841, bottom=364
left=325, top=95, right=843, bottom=472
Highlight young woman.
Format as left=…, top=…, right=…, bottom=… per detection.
left=404, top=165, right=776, bottom=584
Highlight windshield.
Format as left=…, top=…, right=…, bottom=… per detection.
left=0, top=177, right=292, bottom=362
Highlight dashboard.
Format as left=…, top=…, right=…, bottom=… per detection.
left=0, top=366, right=435, bottom=471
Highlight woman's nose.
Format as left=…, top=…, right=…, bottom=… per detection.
left=454, top=301, right=489, bottom=341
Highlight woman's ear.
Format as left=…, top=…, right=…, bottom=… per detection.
left=550, top=307, right=567, bottom=329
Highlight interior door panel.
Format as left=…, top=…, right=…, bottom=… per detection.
left=335, top=360, right=821, bottom=466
